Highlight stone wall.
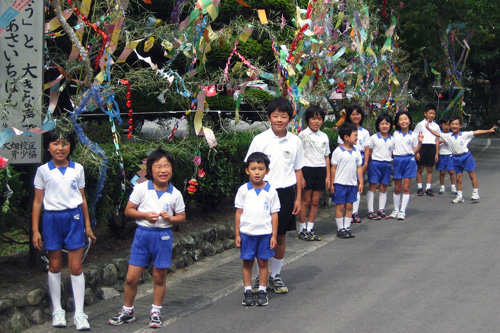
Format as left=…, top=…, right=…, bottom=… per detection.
left=0, top=221, right=235, bottom=332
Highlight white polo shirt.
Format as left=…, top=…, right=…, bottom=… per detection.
left=438, top=136, right=452, bottom=155
left=369, top=133, right=394, bottom=162
left=34, top=160, right=85, bottom=211
left=234, top=182, right=280, bottom=235
left=331, top=146, right=362, bottom=186
left=245, top=128, right=305, bottom=189
left=299, top=127, right=331, bottom=167
left=337, top=126, right=371, bottom=156
left=393, top=130, right=419, bottom=156
left=440, top=131, right=474, bottom=155
left=415, top=120, right=441, bottom=144
left=129, top=180, right=185, bottom=228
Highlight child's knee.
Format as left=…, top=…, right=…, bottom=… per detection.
left=257, top=259, right=268, bottom=269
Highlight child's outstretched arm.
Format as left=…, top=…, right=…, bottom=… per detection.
left=32, top=189, right=44, bottom=251
left=425, top=121, right=441, bottom=137
left=473, top=125, right=498, bottom=136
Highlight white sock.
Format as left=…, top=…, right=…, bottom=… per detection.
left=473, top=188, right=479, bottom=194
left=451, top=184, right=457, bottom=191
left=299, top=222, right=306, bottom=232
left=335, top=217, right=344, bottom=230
left=417, top=183, right=422, bottom=189
left=379, top=192, right=387, bottom=211
left=244, top=286, right=252, bottom=292
left=306, top=222, right=314, bottom=232
left=458, top=191, right=463, bottom=197
left=440, top=185, right=445, bottom=190
left=151, top=304, right=162, bottom=313
left=271, top=258, right=284, bottom=277
left=123, top=305, right=134, bottom=312
left=367, top=191, right=375, bottom=212
left=401, top=194, right=410, bottom=213
left=393, top=193, right=401, bottom=212
left=48, top=271, right=62, bottom=312
left=426, top=183, right=431, bottom=190
left=258, top=285, right=267, bottom=292
left=71, top=273, right=85, bottom=314
left=352, top=193, right=360, bottom=214
left=344, top=217, right=352, bottom=230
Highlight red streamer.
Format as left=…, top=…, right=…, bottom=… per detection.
left=120, top=80, right=134, bottom=138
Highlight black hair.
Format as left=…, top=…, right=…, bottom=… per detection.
left=246, top=152, right=270, bottom=169
left=439, top=114, right=451, bottom=125
left=43, top=129, right=77, bottom=158
left=375, top=113, right=393, bottom=132
left=394, top=111, right=413, bottom=131
left=449, top=115, right=462, bottom=125
left=338, top=123, right=357, bottom=141
left=304, top=105, right=326, bottom=125
left=146, top=147, right=176, bottom=179
left=425, top=103, right=437, bottom=113
left=345, top=105, right=365, bottom=126
left=266, top=97, right=294, bottom=118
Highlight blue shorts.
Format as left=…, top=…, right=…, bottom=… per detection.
left=453, top=152, right=476, bottom=174
left=331, top=184, right=357, bottom=205
left=240, top=233, right=274, bottom=260
left=368, top=160, right=392, bottom=185
left=43, top=206, right=85, bottom=251
left=129, top=226, right=173, bottom=269
left=436, top=154, right=454, bottom=171
left=393, top=155, right=417, bottom=179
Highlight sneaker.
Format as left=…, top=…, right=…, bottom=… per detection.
left=451, top=190, right=458, bottom=195
left=352, top=212, right=362, bottom=223
left=297, top=229, right=313, bottom=241
left=242, top=289, right=255, bottom=306
left=269, top=274, right=288, bottom=294
left=109, top=309, right=136, bottom=326
left=367, top=211, right=380, bottom=220
left=74, top=312, right=90, bottom=331
left=397, top=211, right=406, bottom=220
left=389, top=209, right=399, bottom=219
left=425, top=189, right=434, bottom=196
left=417, top=188, right=424, bottom=196
left=439, top=187, right=446, bottom=194
left=345, top=228, right=355, bottom=238
left=452, top=196, right=465, bottom=204
left=471, top=193, right=480, bottom=201
left=149, top=311, right=162, bottom=328
left=52, top=309, right=66, bottom=328
left=337, top=228, right=350, bottom=239
left=255, top=290, right=268, bottom=306
left=309, top=229, right=322, bottom=241
left=377, top=209, right=389, bottom=219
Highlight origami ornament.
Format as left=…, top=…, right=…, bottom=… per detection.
left=187, top=179, right=199, bottom=194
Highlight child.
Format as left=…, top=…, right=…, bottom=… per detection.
left=414, top=104, right=440, bottom=196
left=330, top=123, right=364, bottom=238
left=436, top=115, right=457, bottom=195
left=235, top=152, right=280, bottom=306
left=389, top=111, right=423, bottom=220
left=298, top=105, right=331, bottom=241
left=245, top=96, right=305, bottom=294
left=425, top=116, right=497, bottom=203
left=32, top=130, right=96, bottom=330
left=365, top=113, right=394, bottom=220
left=109, top=148, right=186, bottom=328
left=337, top=105, right=370, bottom=223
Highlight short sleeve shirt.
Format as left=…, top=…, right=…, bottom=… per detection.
left=234, top=182, right=280, bottom=235
left=245, top=128, right=305, bottom=189
left=331, top=146, right=362, bottom=185
left=337, top=126, right=371, bottom=155
left=129, top=180, right=185, bottom=228
left=369, top=133, right=394, bottom=162
left=440, top=131, right=474, bottom=155
left=298, top=127, right=331, bottom=167
left=415, top=120, right=440, bottom=144
left=34, top=160, right=85, bottom=211
left=393, top=130, right=419, bottom=156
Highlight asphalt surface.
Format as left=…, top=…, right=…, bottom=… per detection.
left=25, top=138, right=500, bottom=333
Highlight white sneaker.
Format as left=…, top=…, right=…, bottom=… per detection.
left=397, top=211, right=406, bottom=220
left=389, top=209, right=399, bottom=219
left=439, top=187, right=446, bottom=194
left=452, top=196, right=465, bottom=204
left=52, top=309, right=66, bottom=327
left=74, top=312, right=90, bottom=331
left=471, top=193, right=480, bottom=201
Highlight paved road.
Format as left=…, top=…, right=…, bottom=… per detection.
left=26, top=141, right=500, bottom=333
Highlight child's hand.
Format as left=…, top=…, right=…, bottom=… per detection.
left=358, top=182, right=364, bottom=194
left=146, top=212, right=160, bottom=223
left=330, top=183, right=335, bottom=194
left=418, top=131, right=424, bottom=143
left=159, top=210, right=170, bottom=221
left=325, top=177, right=331, bottom=191
left=415, top=153, right=420, bottom=161
left=86, top=229, right=97, bottom=243
left=491, top=125, right=498, bottom=132
left=235, top=235, right=241, bottom=248
left=270, top=236, right=277, bottom=249
left=32, top=231, right=43, bottom=251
